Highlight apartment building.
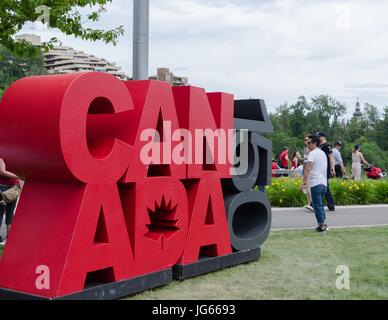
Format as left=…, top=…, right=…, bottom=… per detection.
left=15, top=34, right=127, bottom=80
left=149, top=68, right=189, bottom=86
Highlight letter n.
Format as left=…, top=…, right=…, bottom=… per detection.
left=173, top=86, right=234, bottom=179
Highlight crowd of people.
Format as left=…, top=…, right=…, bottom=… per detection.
left=273, top=132, right=373, bottom=233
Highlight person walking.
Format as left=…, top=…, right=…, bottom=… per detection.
left=333, top=142, right=347, bottom=178
left=291, top=152, right=302, bottom=170
left=318, top=132, right=336, bottom=212
left=352, top=145, right=370, bottom=181
left=272, top=158, right=280, bottom=178
left=279, top=147, right=290, bottom=169
left=303, top=136, right=313, bottom=212
left=0, top=158, right=20, bottom=246
left=302, top=135, right=328, bottom=232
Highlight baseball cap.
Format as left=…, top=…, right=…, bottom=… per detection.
left=317, top=131, right=327, bottom=138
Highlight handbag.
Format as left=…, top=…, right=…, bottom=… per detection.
left=2, top=185, right=21, bottom=203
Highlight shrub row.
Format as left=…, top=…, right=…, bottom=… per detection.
left=265, top=178, right=388, bottom=207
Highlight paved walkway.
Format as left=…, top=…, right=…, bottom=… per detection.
left=1, top=205, right=387, bottom=239
left=272, top=205, right=388, bottom=230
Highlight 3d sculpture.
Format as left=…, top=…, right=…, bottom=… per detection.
left=0, top=72, right=273, bottom=300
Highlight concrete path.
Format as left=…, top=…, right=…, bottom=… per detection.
left=1, top=205, right=387, bottom=240
left=272, top=205, right=388, bottom=230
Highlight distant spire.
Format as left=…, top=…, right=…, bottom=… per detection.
left=353, top=97, right=363, bottom=118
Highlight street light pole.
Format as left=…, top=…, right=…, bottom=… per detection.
left=133, top=0, right=149, bottom=80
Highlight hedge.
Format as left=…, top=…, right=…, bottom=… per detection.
left=266, top=178, right=388, bottom=207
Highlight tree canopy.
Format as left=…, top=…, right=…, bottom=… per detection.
left=0, top=0, right=124, bottom=57
left=0, top=45, right=47, bottom=97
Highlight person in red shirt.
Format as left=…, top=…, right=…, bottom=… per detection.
left=0, top=158, right=21, bottom=246
left=279, top=147, right=290, bottom=169
left=272, top=160, right=280, bottom=177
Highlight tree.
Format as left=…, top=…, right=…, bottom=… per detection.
left=360, top=139, right=388, bottom=170
left=363, top=103, right=381, bottom=128
left=375, top=107, right=388, bottom=151
left=0, top=0, right=124, bottom=58
left=310, top=95, right=347, bottom=137
left=0, top=45, right=46, bottom=98
left=289, top=96, right=310, bottom=139
left=272, top=103, right=291, bottom=133
left=270, top=132, right=302, bottom=161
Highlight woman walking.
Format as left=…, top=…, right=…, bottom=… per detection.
left=0, top=158, right=20, bottom=245
left=291, top=151, right=302, bottom=170
left=303, top=137, right=313, bottom=212
left=352, top=145, right=370, bottom=181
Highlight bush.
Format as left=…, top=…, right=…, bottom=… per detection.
left=266, top=178, right=388, bottom=207
left=374, top=181, right=388, bottom=203
left=266, top=178, right=306, bottom=207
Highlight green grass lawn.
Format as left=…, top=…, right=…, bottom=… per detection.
left=128, top=227, right=388, bottom=300
left=0, top=227, right=387, bottom=300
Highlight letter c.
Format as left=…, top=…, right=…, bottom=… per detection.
left=60, top=72, right=133, bottom=183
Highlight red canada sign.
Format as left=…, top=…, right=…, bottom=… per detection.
left=0, top=72, right=272, bottom=300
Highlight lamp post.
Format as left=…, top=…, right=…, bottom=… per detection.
left=133, top=0, right=149, bottom=80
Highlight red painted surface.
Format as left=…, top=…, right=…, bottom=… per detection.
left=173, top=86, right=234, bottom=178
left=0, top=73, right=233, bottom=298
left=180, top=173, right=232, bottom=264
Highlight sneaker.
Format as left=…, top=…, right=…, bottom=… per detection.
left=0, top=238, right=5, bottom=246
left=328, top=207, right=336, bottom=212
left=304, top=205, right=314, bottom=213
left=315, top=225, right=329, bottom=233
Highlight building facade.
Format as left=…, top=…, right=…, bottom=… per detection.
left=16, top=34, right=127, bottom=80
left=149, top=68, right=189, bottom=86
left=15, top=35, right=190, bottom=85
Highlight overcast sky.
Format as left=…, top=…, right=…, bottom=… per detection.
left=21, top=0, right=388, bottom=116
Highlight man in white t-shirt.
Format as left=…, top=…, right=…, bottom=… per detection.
left=302, top=135, right=328, bottom=232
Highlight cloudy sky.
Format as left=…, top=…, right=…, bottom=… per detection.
left=21, top=0, right=388, bottom=116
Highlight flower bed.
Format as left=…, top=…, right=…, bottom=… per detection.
left=266, top=178, right=388, bottom=207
